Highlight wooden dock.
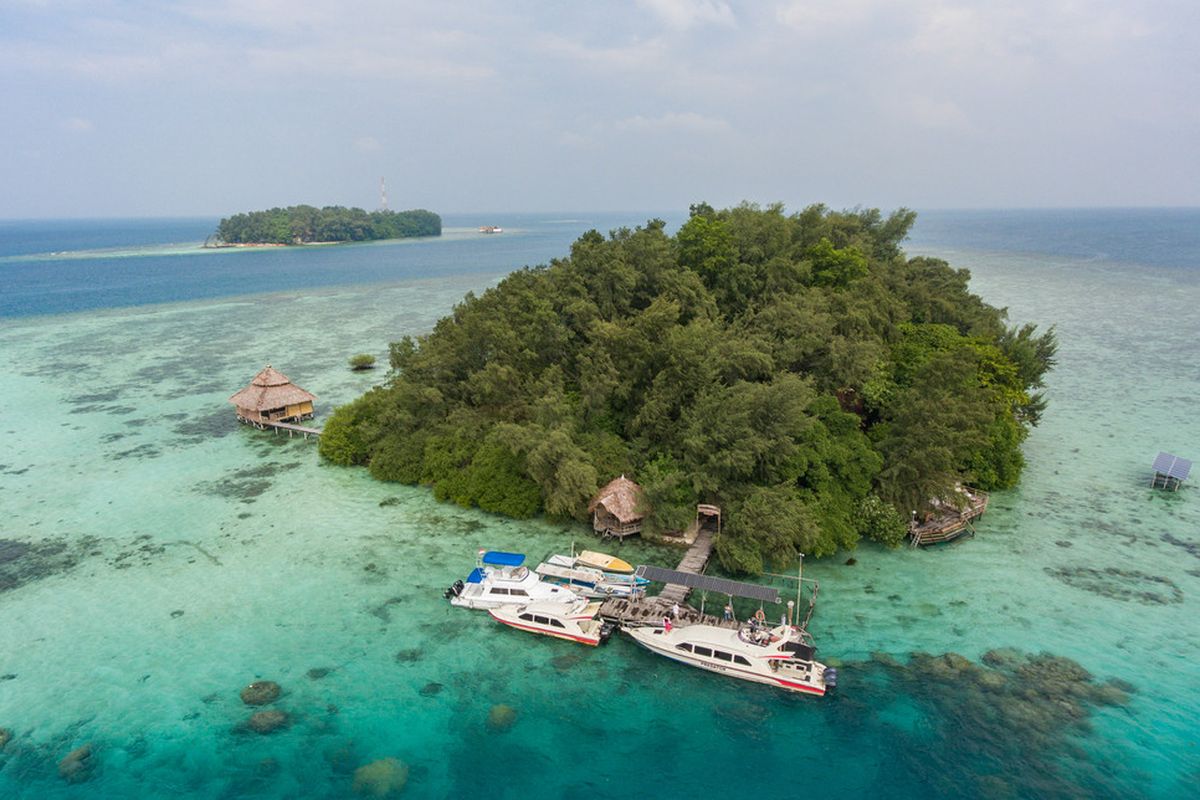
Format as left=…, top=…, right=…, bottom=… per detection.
left=598, top=528, right=717, bottom=626
left=658, top=529, right=714, bottom=604
left=597, top=595, right=737, bottom=629
left=239, top=418, right=322, bottom=439
left=909, top=487, right=988, bottom=546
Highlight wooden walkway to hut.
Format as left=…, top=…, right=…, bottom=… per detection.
left=659, top=529, right=714, bottom=604
left=243, top=419, right=322, bottom=439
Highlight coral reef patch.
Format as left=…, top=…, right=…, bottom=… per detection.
left=352, top=757, right=409, bottom=797
left=1045, top=566, right=1183, bottom=604
left=0, top=536, right=99, bottom=594
left=240, top=681, right=281, bottom=706
left=850, top=649, right=1139, bottom=798
left=486, top=704, right=517, bottom=732
left=58, top=743, right=95, bottom=784
left=245, top=710, right=289, bottom=734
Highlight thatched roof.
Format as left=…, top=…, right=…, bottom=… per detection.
left=229, top=365, right=316, bottom=411
left=588, top=475, right=645, bottom=523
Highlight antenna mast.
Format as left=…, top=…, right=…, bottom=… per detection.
left=380, top=177, right=389, bottom=211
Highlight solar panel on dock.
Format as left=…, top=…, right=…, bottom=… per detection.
left=1153, top=452, right=1192, bottom=481
left=635, top=565, right=781, bottom=603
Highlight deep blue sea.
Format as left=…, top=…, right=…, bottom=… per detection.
left=0, top=213, right=684, bottom=318
left=1, top=208, right=1198, bottom=799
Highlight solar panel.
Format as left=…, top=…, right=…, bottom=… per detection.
left=635, top=565, right=781, bottom=603
left=1153, top=452, right=1192, bottom=481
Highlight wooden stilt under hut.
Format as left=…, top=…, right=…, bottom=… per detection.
left=589, top=475, right=645, bottom=540
left=229, top=365, right=316, bottom=428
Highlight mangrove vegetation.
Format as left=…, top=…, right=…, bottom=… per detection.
left=213, top=206, right=441, bottom=245
left=320, top=203, right=1056, bottom=573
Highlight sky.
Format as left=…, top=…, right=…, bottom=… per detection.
left=1, top=0, right=1197, bottom=217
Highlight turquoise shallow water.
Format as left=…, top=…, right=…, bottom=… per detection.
left=1, top=212, right=1198, bottom=798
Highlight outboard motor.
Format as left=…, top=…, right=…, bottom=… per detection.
left=823, top=667, right=838, bottom=690
left=443, top=579, right=464, bottom=600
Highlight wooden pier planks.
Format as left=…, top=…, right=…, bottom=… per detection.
left=658, top=528, right=715, bottom=603
left=598, top=528, right=718, bottom=625
left=239, top=417, right=323, bottom=438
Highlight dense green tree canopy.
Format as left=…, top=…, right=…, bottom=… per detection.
left=214, top=206, right=440, bottom=244
left=320, top=203, right=1055, bottom=573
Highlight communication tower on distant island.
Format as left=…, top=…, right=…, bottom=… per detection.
left=379, top=177, right=389, bottom=211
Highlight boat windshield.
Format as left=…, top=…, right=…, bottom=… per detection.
left=493, top=565, right=528, bottom=581
left=737, top=622, right=782, bottom=647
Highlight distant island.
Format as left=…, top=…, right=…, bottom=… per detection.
left=319, top=202, right=1056, bottom=574
left=209, top=205, right=441, bottom=246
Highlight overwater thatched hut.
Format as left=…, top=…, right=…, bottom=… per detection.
left=589, top=475, right=645, bottom=539
left=229, top=365, right=316, bottom=427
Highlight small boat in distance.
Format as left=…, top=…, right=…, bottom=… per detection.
left=445, top=550, right=577, bottom=610
left=479, top=225, right=503, bottom=234
left=574, top=550, right=634, bottom=574
left=623, top=620, right=836, bottom=696
left=489, top=599, right=615, bottom=646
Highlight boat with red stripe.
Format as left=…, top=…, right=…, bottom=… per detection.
left=623, top=620, right=835, bottom=696
left=619, top=554, right=836, bottom=695
left=489, top=599, right=616, bottom=646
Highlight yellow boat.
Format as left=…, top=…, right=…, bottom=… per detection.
left=575, top=550, right=634, bottom=574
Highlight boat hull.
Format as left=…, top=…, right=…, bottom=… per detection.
left=489, top=611, right=601, bottom=646
left=624, top=627, right=827, bottom=696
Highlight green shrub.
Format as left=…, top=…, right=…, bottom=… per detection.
left=857, top=494, right=908, bottom=548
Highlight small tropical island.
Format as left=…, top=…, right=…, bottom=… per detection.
left=208, top=205, right=441, bottom=246
left=319, top=202, right=1056, bottom=574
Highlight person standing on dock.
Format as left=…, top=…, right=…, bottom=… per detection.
left=723, top=603, right=733, bottom=622
left=671, top=602, right=680, bottom=620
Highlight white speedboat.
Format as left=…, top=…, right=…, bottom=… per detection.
left=624, top=621, right=836, bottom=696
left=535, top=556, right=648, bottom=599
left=444, top=550, right=577, bottom=610
left=489, top=599, right=615, bottom=646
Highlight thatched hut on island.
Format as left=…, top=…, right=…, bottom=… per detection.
left=589, top=475, right=645, bottom=539
left=229, top=365, right=316, bottom=427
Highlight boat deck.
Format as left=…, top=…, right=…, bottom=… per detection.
left=597, top=596, right=738, bottom=629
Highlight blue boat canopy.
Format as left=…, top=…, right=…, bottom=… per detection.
left=482, top=551, right=525, bottom=567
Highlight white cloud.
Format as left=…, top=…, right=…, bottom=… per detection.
left=62, top=117, right=95, bottom=132
left=538, top=32, right=668, bottom=73
left=899, top=95, right=973, bottom=132
left=354, top=136, right=381, bottom=153
left=557, top=131, right=597, bottom=149
left=637, top=0, right=735, bottom=30
left=775, top=0, right=879, bottom=32
left=615, top=111, right=730, bottom=133
left=244, top=42, right=494, bottom=81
